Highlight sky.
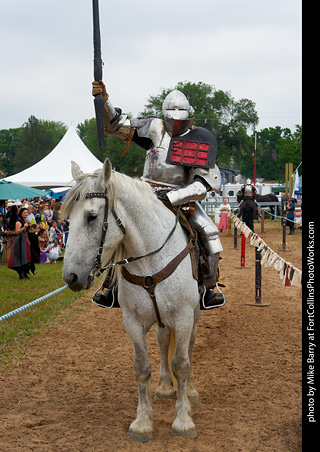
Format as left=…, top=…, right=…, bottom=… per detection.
left=0, top=0, right=302, bottom=133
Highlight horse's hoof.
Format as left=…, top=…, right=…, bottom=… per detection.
left=127, top=429, right=153, bottom=443
left=188, top=394, right=199, bottom=404
left=171, top=428, right=198, bottom=439
left=187, top=388, right=199, bottom=403
left=154, top=387, right=176, bottom=400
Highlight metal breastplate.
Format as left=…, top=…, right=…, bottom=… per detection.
left=142, top=120, right=190, bottom=187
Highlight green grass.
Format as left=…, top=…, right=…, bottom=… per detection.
left=0, top=258, right=101, bottom=368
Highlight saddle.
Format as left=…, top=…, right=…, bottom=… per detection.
left=158, top=197, right=222, bottom=292
left=160, top=199, right=198, bottom=281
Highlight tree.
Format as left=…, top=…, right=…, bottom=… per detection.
left=254, top=125, right=302, bottom=181
left=0, top=128, right=20, bottom=177
left=12, top=116, right=67, bottom=174
left=277, top=125, right=302, bottom=173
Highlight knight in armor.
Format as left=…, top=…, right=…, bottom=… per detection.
left=92, top=81, right=225, bottom=310
left=237, top=179, right=259, bottom=220
left=240, top=179, right=257, bottom=200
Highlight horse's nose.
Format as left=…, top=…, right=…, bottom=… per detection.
left=64, top=272, right=82, bottom=292
left=67, top=273, right=77, bottom=284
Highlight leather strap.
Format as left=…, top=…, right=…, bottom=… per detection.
left=121, top=241, right=194, bottom=328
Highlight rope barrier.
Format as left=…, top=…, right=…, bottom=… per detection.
left=260, top=208, right=300, bottom=224
left=0, top=285, right=68, bottom=322
left=229, top=212, right=302, bottom=289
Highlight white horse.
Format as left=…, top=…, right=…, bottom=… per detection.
left=62, top=158, right=202, bottom=442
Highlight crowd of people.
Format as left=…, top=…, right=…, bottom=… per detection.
left=0, top=197, right=68, bottom=280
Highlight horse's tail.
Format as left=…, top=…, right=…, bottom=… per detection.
left=168, top=328, right=176, bottom=382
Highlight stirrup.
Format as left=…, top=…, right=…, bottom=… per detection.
left=92, top=285, right=117, bottom=308
left=200, top=284, right=225, bottom=310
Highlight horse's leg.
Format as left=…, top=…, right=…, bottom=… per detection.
left=154, top=326, right=176, bottom=400
left=187, top=308, right=201, bottom=403
left=171, top=312, right=198, bottom=439
left=123, top=314, right=153, bottom=443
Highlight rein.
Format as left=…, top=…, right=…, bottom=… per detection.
left=84, top=190, right=195, bottom=328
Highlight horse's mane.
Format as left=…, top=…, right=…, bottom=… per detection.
left=61, top=168, right=156, bottom=219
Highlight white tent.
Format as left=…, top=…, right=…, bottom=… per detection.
left=3, top=126, right=103, bottom=189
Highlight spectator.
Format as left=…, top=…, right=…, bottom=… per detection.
left=52, top=202, right=61, bottom=223
left=28, top=223, right=40, bottom=273
left=218, top=198, right=231, bottom=232
left=49, top=220, right=62, bottom=243
left=40, top=215, right=49, bottom=232
left=61, top=217, right=69, bottom=248
left=43, top=202, right=53, bottom=226
left=0, top=212, right=6, bottom=264
left=26, top=204, right=36, bottom=224
left=39, top=228, right=50, bottom=263
left=286, top=198, right=296, bottom=235
left=6, top=204, right=19, bottom=231
left=52, top=202, right=63, bottom=242
left=44, top=237, right=62, bottom=263
left=8, top=207, right=31, bottom=280
left=32, top=203, right=42, bottom=224
left=0, top=200, right=7, bottom=229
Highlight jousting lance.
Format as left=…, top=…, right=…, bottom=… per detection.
left=92, top=0, right=104, bottom=149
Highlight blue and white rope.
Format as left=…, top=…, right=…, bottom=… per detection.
left=0, top=285, right=68, bottom=322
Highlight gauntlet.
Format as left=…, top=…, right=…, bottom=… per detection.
left=92, top=80, right=109, bottom=100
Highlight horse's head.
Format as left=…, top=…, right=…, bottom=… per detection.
left=62, top=158, right=125, bottom=292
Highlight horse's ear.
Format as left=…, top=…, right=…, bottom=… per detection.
left=100, top=158, right=112, bottom=185
left=71, top=161, right=84, bottom=180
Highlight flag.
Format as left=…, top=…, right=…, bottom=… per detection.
left=292, top=171, right=299, bottom=199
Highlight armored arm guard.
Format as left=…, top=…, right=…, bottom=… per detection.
left=193, top=165, right=222, bottom=193
left=103, top=98, right=132, bottom=141
left=166, top=180, right=207, bottom=206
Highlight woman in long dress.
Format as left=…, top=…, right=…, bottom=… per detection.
left=8, top=207, right=31, bottom=280
left=218, top=198, right=231, bottom=232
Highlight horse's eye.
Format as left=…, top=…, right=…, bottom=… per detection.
left=87, top=213, right=97, bottom=223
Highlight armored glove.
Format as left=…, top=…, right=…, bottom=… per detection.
left=92, top=80, right=109, bottom=100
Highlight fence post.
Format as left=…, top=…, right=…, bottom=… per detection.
left=240, top=232, right=246, bottom=267
left=255, top=248, right=262, bottom=302
left=260, top=209, right=265, bottom=233
left=245, top=246, right=270, bottom=307
left=280, top=214, right=290, bottom=252
left=227, top=215, right=232, bottom=236
left=235, top=231, right=250, bottom=269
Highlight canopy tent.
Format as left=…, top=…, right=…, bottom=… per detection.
left=0, top=180, right=45, bottom=200
left=271, top=175, right=302, bottom=194
left=44, top=189, right=70, bottom=200
left=2, top=126, right=103, bottom=189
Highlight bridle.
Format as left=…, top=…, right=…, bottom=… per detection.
left=84, top=192, right=126, bottom=273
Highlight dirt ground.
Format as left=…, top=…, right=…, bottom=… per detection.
left=0, top=228, right=302, bottom=452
